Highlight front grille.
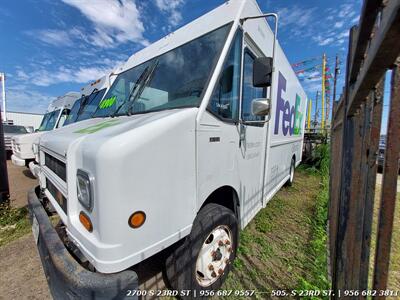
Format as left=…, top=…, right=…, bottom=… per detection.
left=45, top=153, right=66, bottom=181
left=47, top=179, right=67, bottom=213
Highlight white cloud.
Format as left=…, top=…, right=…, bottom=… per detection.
left=28, top=29, right=73, bottom=47
left=334, top=21, right=344, bottom=28
left=277, top=6, right=315, bottom=28
left=338, top=3, right=356, bottom=19
left=6, top=86, right=54, bottom=113
left=61, top=0, right=148, bottom=47
left=155, top=0, right=185, bottom=27
left=313, top=36, right=335, bottom=46
left=15, top=59, right=124, bottom=87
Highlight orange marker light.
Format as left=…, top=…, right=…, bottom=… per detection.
left=79, top=211, right=93, bottom=232
left=128, top=211, right=146, bottom=229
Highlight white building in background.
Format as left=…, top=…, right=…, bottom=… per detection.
left=5, top=111, right=43, bottom=130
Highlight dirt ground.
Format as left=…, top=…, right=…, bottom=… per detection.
left=5, top=160, right=38, bottom=208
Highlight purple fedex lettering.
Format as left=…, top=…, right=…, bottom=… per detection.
left=274, top=71, right=303, bottom=136
left=275, top=72, right=287, bottom=135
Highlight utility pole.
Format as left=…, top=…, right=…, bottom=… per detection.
left=314, top=90, right=319, bottom=128
left=307, top=98, right=312, bottom=130
left=333, top=55, right=340, bottom=102
left=321, top=54, right=326, bottom=129
left=0, top=73, right=6, bottom=122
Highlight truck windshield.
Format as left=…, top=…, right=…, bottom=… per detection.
left=64, top=97, right=83, bottom=126
left=38, top=109, right=60, bottom=131
left=64, top=89, right=106, bottom=125
left=3, top=125, right=27, bottom=134
left=76, top=88, right=106, bottom=121
left=93, top=24, right=231, bottom=118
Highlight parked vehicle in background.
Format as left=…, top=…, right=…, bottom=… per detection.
left=63, top=75, right=114, bottom=126
left=2, top=124, right=27, bottom=155
left=11, top=92, right=80, bottom=169
left=377, top=135, right=399, bottom=173
left=29, top=0, right=307, bottom=297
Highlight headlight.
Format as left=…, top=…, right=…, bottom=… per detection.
left=77, top=169, right=93, bottom=211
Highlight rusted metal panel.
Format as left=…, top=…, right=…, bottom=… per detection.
left=332, top=26, right=359, bottom=296
left=328, top=98, right=344, bottom=273
left=358, top=78, right=384, bottom=292
left=348, top=0, right=400, bottom=115
left=348, top=0, right=384, bottom=85
left=373, top=57, right=400, bottom=297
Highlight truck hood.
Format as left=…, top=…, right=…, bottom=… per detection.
left=13, top=132, right=44, bottom=144
left=39, top=108, right=197, bottom=157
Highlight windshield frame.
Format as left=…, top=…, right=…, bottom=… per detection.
left=93, top=22, right=233, bottom=118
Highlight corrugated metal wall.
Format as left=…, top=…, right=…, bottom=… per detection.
left=5, top=111, right=43, bottom=130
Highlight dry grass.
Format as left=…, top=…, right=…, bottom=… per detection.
left=369, top=182, right=400, bottom=291
left=220, top=169, right=326, bottom=298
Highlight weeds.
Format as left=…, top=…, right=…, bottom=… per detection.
left=296, top=143, right=330, bottom=298
left=0, top=203, right=31, bottom=247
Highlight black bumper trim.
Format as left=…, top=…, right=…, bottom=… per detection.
left=28, top=186, right=138, bottom=300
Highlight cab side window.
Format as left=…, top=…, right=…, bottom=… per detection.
left=241, top=52, right=265, bottom=122
left=208, top=30, right=242, bottom=121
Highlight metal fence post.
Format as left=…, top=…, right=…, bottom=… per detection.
left=0, top=105, right=10, bottom=204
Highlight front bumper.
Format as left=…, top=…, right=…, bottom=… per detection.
left=28, top=161, right=40, bottom=178
left=11, top=154, right=26, bottom=167
left=28, top=187, right=138, bottom=300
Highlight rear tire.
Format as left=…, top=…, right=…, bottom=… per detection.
left=286, top=157, right=295, bottom=186
left=165, top=203, right=238, bottom=295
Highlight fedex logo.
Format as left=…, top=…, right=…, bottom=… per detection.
left=274, top=72, right=303, bottom=136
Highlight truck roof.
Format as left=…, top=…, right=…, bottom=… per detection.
left=79, top=74, right=113, bottom=95
left=47, top=92, right=81, bottom=112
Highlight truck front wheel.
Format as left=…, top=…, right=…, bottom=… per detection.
left=165, top=203, right=238, bottom=293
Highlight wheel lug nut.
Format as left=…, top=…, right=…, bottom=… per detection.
left=211, top=250, right=216, bottom=257
left=208, top=264, right=214, bottom=271
left=218, top=240, right=224, bottom=246
left=211, top=271, right=217, bottom=278
left=227, top=247, right=232, bottom=252
left=218, top=268, right=224, bottom=275
left=225, top=258, right=229, bottom=264
left=225, top=240, right=231, bottom=245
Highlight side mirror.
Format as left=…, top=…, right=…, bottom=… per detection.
left=251, top=98, right=271, bottom=117
left=253, top=57, right=273, bottom=87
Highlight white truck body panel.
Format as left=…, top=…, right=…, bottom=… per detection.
left=38, top=0, right=307, bottom=273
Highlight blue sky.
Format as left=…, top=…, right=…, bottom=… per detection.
left=3, top=0, right=386, bottom=129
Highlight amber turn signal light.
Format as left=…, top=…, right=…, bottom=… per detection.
left=128, top=211, right=146, bottom=229
left=79, top=211, right=93, bottom=232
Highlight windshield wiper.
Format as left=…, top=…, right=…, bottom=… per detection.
left=109, top=65, right=150, bottom=118
left=126, top=60, right=159, bottom=116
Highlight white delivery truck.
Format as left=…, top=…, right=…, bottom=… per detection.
left=11, top=91, right=80, bottom=168
left=28, top=0, right=307, bottom=298
left=11, top=76, right=112, bottom=173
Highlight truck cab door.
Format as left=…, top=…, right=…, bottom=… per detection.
left=237, top=43, right=269, bottom=227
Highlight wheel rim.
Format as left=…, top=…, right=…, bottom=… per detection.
left=290, top=161, right=294, bottom=182
left=195, top=225, right=233, bottom=287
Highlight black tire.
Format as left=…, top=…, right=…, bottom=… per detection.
left=286, top=157, right=295, bottom=186
left=165, top=203, right=238, bottom=295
